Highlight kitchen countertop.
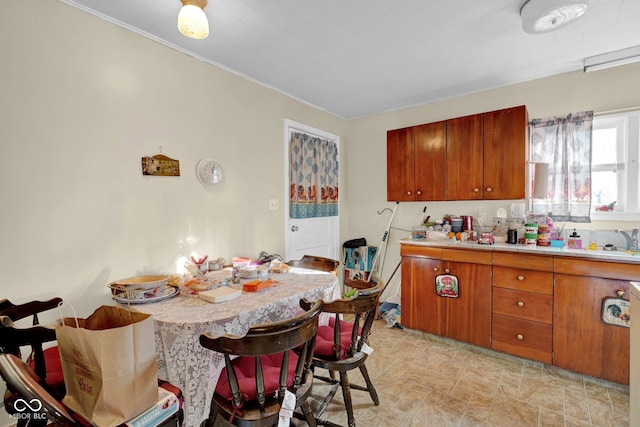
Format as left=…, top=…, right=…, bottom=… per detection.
left=401, top=237, right=640, bottom=264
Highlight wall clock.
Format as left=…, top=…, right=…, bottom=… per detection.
left=196, top=158, right=223, bottom=185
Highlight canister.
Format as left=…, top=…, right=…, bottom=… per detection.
left=537, top=225, right=551, bottom=246
left=461, top=215, right=473, bottom=231
left=524, top=223, right=539, bottom=245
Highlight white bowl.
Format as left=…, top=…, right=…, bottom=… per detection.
left=111, top=275, right=168, bottom=290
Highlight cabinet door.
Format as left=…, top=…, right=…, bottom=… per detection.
left=400, top=256, right=442, bottom=334
left=446, top=114, right=483, bottom=200
left=414, top=121, right=447, bottom=201
left=441, top=261, right=492, bottom=348
left=386, top=127, right=415, bottom=201
left=554, top=274, right=629, bottom=384
left=483, top=105, right=527, bottom=200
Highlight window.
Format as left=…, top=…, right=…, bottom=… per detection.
left=591, top=109, right=640, bottom=220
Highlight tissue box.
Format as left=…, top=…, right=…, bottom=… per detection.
left=550, top=239, right=564, bottom=248
left=567, top=238, right=582, bottom=249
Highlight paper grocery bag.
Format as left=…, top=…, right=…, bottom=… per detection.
left=56, top=305, right=157, bottom=427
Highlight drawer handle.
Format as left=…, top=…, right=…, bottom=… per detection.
left=517, top=301, right=525, bottom=307
left=444, top=268, right=451, bottom=274
left=516, top=334, right=524, bottom=340
left=517, top=275, right=524, bottom=281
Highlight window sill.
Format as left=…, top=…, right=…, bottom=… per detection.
left=590, top=212, right=640, bottom=222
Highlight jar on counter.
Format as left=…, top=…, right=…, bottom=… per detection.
left=537, top=225, right=551, bottom=246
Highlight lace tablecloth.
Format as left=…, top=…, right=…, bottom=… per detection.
left=128, top=269, right=340, bottom=427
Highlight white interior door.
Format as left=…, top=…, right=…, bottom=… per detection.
left=284, top=119, right=339, bottom=261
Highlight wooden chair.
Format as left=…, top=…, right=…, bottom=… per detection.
left=0, top=353, right=184, bottom=427
left=199, top=299, right=324, bottom=427
left=0, top=298, right=184, bottom=427
left=302, top=280, right=383, bottom=427
left=0, top=297, right=66, bottom=427
left=286, top=255, right=339, bottom=275
left=0, top=353, right=77, bottom=426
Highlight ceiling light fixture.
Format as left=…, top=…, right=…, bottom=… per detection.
left=584, top=45, right=640, bottom=72
left=178, top=0, right=209, bottom=40
left=520, top=0, right=589, bottom=34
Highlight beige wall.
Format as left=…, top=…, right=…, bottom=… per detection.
left=0, top=0, right=347, bottom=317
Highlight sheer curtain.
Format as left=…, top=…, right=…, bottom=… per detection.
left=289, top=131, right=339, bottom=218
left=530, top=111, right=594, bottom=223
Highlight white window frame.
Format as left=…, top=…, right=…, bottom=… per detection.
left=591, top=109, right=640, bottom=221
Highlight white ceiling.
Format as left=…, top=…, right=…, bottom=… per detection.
left=59, top=0, right=640, bottom=119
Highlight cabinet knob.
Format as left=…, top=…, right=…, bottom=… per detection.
left=444, top=268, right=450, bottom=274
left=416, top=190, right=422, bottom=195
left=516, top=334, right=524, bottom=340
left=406, top=191, right=412, bottom=196
left=617, top=290, right=625, bottom=298
left=517, top=275, right=524, bottom=281
left=432, top=267, right=439, bottom=272
left=517, top=301, right=525, bottom=307
left=486, top=187, right=493, bottom=192
left=473, top=188, right=480, bottom=193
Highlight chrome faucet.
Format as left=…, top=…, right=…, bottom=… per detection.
left=616, top=228, right=639, bottom=251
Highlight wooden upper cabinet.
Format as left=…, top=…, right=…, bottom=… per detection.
left=483, top=105, right=528, bottom=200
left=387, top=105, right=527, bottom=201
left=387, top=122, right=446, bottom=201
left=414, top=121, right=446, bottom=201
left=446, top=114, right=483, bottom=200
left=386, top=127, right=415, bottom=201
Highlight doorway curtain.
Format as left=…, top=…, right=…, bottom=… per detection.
left=529, top=111, right=593, bottom=222
left=289, top=131, right=339, bottom=218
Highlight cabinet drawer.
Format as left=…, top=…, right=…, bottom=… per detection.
left=492, top=314, right=552, bottom=364
left=492, top=252, right=553, bottom=272
left=492, top=287, right=552, bottom=323
left=492, top=266, right=553, bottom=294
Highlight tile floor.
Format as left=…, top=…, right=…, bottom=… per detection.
left=301, top=319, right=630, bottom=427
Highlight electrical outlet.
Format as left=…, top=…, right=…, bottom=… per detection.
left=269, top=199, right=279, bottom=210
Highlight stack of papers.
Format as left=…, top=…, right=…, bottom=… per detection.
left=199, top=287, right=242, bottom=303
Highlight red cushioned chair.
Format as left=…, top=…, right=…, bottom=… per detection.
left=0, top=297, right=66, bottom=427
left=0, top=297, right=64, bottom=395
left=0, top=353, right=184, bottom=427
left=199, top=298, right=324, bottom=427
left=302, top=279, right=383, bottom=427
left=0, top=298, right=184, bottom=427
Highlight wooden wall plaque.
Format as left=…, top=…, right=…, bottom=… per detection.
left=141, top=154, right=180, bottom=176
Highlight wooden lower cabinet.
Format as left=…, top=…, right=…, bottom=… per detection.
left=400, top=245, right=491, bottom=348
left=401, top=245, right=638, bottom=384
left=554, top=271, right=631, bottom=384
left=400, top=254, right=442, bottom=334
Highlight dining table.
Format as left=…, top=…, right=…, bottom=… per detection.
left=125, top=268, right=341, bottom=427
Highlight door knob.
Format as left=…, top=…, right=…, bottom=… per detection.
left=291, top=225, right=299, bottom=232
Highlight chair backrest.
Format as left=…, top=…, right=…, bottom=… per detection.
left=308, top=279, right=383, bottom=360
left=286, top=255, right=339, bottom=274
left=199, top=299, right=324, bottom=422
left=0, top=298, right=62, bottom=382
left=0, top=353, right=77, bottom=426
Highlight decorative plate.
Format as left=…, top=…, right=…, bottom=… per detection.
left=112, top=286, right=179, bottom=305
